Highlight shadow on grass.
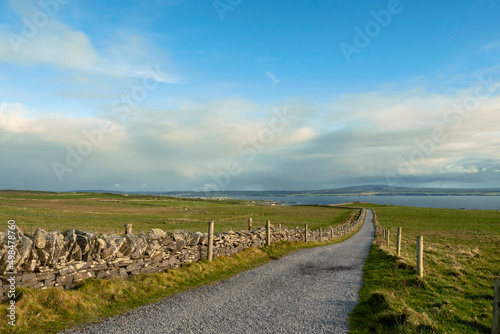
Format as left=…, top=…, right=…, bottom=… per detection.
left=348, top=244, right=419, bottom=334
left=456, top=318, right=491, bottom=333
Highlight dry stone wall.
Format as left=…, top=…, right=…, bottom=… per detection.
left=0, top=208, right=365, bottom=299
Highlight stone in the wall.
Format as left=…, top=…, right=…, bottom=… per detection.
left=45, top=231, right=64, bottom=267
left=0, top=232, right=8, bottom=273
left=76, top=230, right=97, bottom=262
left=34, top=228, right=47, bottom=249
left=101, top=234, right=124, bottom=261
left=119, top=268, right=128, bottom=280
left=124, top=233, right=144, bottom=259
left=0, top=250, right=8, bottom=275
left=136, top=233, right=148, bottom=256
left=15, top=236, right=33, bottom=272
left=63, top=229, right=77, bottom=244
left=174, top=240, right=186, bottom=251
left=144, top=229, right=168, bottom=255
left=70, top=243, right=83, bottom=262
left=144, top=239, right=160, bottom=256
left=62, top=229, right=81, bottom=262
left=166, top=241, right=177, bottom=251
left=24, top=248, right=38, bottom=272
left=93, top=238, right=106, bottom=261
left=172, top=229, right=193, bottom=246
left=190, top=232, right=203, bottom=246
left=148, top=228, right=167, bottom=240
left=159, top=234, right=171, bottom=245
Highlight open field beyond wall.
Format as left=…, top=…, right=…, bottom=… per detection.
left=0, top=191, right=353, bottom=234
left=0, top=191, right=357, bottom=333
left=349, top=204, right=500, bottom=333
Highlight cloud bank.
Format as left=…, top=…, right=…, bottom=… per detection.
left=1, top=73, right=500, bottom=191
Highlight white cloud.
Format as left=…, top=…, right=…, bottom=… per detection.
left=0, top=102, right=43, bottom=133
left=0, top=25, right=100, bottom=70
left=96, top=34, right=180, bottom=83
left=0, top=0, right=101, bottom=71
left=266, top=72, right=280, bottom=85
left=96, top=65, right=179, bottom=84
left=2, top=82, right=500, bottom=190
left=482, top=40, right=500, bottom=51
left=0, top=102, right=126, bottom=146
left=444, top=165, right=479, bottom=174
left=0, top=4, right=179, bottom=84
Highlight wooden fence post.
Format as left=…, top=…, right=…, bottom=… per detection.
left=124, top=224, right=132, bottom=234
left=319, top=227, right=322, bottom=242
left=305, top=224, right=308, bottom=242
left=248, top=217, right=252, bottom=231
left=266, top=220, right=271, bottom=246
left=416, top=236, right=424, bottom=277
left=493, top=277, right=500, bottom=334
left=396, top=227, right=402, bottom=256
left=386, top=229, right=390, bottom=247
left=278, top=223, right=282, bottom=228
left=207, top=221, right=214, bottom=262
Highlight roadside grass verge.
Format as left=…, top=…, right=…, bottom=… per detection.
left=349, top=204, right=499, bottom=333
left=1, top=222, right=363, bottom=334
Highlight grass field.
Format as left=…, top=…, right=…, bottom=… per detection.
left=349, top=204, right=500, bottom=333
left=0, top=191, right=360, bottom=333
left=4, top=192, right=498, bottom=332
left=0, top=190, right=352, bottom=234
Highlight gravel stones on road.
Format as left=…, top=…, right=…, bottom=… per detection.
left=65, top=210, right=375, bottom=334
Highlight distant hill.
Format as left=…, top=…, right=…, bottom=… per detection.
left=104, top=185, right=500, bottom=197
left=303, top=185, right=500, bottom=196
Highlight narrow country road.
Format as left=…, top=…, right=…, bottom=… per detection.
left=66, top=210, right=375, bottom=334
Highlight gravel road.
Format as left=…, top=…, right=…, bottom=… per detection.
left=65, top=210, right=374, bottom=334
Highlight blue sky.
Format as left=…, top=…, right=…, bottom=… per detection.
left=0, top=0, right=500, bottom=191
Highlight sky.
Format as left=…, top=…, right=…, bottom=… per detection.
left=0, top=0, right=500, bottom=192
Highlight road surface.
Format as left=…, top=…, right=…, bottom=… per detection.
left=66, top=210, right=375, bottom=334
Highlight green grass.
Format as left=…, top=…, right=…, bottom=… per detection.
left=0, top=191, right=358, bottom=333
left=349, top=204, right=500, bottom=333
left=0, top=191, right=352, bottom=235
